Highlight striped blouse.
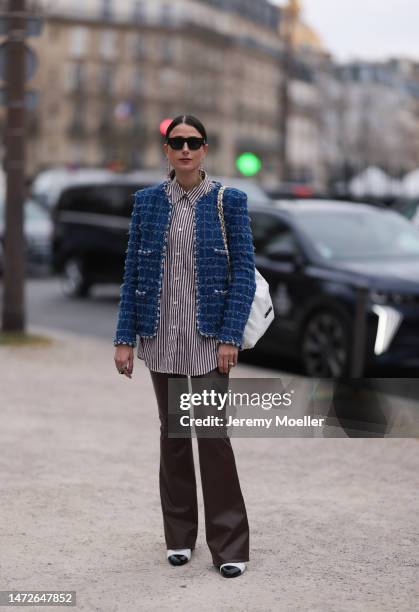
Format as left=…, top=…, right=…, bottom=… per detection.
left=136, top=169, right=220, bottom=375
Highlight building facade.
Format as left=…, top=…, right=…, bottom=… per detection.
left=2, top=0, right=417, bottom=191
left=0, top=0, right=287, bottom=182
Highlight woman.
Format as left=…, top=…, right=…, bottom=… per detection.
left=113, top=115, right=256, bottom=578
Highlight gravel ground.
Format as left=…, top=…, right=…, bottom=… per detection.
left=1, top=326, right=418, bottom=612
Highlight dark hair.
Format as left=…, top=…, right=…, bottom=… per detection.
left=164, top=115, right=207, bottom=143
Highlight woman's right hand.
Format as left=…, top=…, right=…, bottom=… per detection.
left=114, top=345, right=134, bottom=378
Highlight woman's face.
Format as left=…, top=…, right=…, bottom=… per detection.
left=164, top=124, right=208, bottom=175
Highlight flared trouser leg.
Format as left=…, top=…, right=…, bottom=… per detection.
left=149, top=367, right=249, bottom=566
left=150, top=370, right=198, bottom=551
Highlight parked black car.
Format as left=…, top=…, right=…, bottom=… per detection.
left=52, top=175, right=160, bottom=296
left=251, top=199, right=419, bottom=376
left=52, top=173, right=270, bottom=297
left=53, top=178, right=419, bottom=376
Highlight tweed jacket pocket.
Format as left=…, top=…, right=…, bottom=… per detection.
left=212, top=247, right=229, bottom=282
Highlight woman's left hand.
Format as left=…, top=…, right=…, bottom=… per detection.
left=217, top=343, right=238, bottom=374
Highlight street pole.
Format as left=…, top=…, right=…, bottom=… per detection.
left=2, top=0, right=26, bottom=332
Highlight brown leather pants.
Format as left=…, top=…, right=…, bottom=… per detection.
left=149, top=367, right=249, bottom=566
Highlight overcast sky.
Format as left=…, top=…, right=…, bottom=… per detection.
left=270, top=0, right=419, bottom=63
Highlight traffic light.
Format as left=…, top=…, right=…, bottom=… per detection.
left=159, top=117, right=173, bottom=136
left=236, top=152, right=262, bottom=176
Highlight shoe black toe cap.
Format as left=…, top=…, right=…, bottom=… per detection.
left=220, top=565, right=243, bottom=578
left=168, top=554, right=189, bottom=566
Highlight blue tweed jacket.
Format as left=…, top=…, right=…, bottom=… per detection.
left=113, top=180, right=256, bottom=350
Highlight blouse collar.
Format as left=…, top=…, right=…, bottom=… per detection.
left=165, top=169, right=213, bottom=204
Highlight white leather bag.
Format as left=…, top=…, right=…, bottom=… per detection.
left=217, top=186, right=275, bottom=350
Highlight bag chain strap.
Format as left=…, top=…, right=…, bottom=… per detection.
left=216, top=186, right=232, bottom=281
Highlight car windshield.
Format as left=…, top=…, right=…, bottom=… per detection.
left=212, top=178, right=269, bottom=203
left=296, top=208, right=419, bottom=260
left=233, top=183, right=268, bottom=203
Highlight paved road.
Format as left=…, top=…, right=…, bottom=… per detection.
left=0, top=277, right=412, bottom=376
left=25, top=276, right=121, bottom=343
left=8, top=276, right=301, bottom=374
left=1, top=327, right=418, bottom=611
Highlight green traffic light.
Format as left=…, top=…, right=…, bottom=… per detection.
left=236, top=152, right=262, bottom=176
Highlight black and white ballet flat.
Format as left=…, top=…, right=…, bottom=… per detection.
left=219, top=562, right=246, bottom=578
left=167, top=548, right=192, bottom=566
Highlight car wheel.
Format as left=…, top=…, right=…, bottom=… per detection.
left=61, top=257, right=91, bottom=298
left=301, top=309, right=351, bottom=377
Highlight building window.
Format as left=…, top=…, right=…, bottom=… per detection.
left=65, top=61, right=87, bottom=92
left=99, top=30, right=116, bottom=60
left=99, top=64, right=114, bottom=92
left=101, top=0, right=112, bottom=21
left=133, top=0, right=146, bottom=23
left=69, top=27, right=88, bottom=58
left=69, top=102, right=87, bottom=136
left=161, top=39, right=173, bottom=63
left=126, top=33, right=146, bottom=60
left=98, top=104, right=114, bottom=134
left=160, top=3, right=174, bottom=25
left=132, top=68, right=144, bottom=96
left=72, top=1, right=86, bottom=18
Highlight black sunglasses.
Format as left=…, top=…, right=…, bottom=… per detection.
left=166, top=136, right=206, bottom=150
